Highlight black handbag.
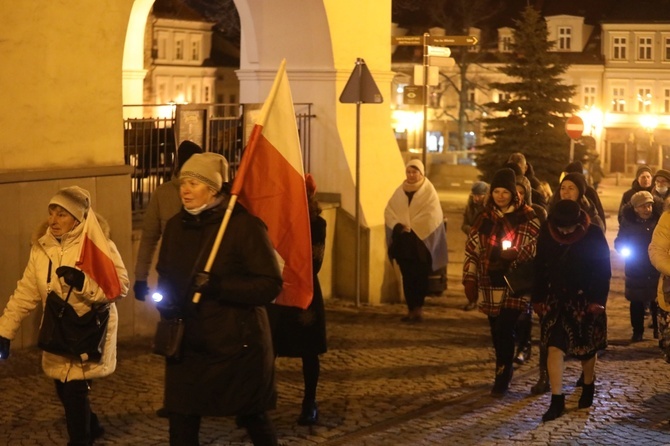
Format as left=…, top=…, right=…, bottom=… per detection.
left=503, top=261, right=535, bottom=296
left=153, top=318, right=185, bottom=360
left=38, top=261, right=110, bottom=362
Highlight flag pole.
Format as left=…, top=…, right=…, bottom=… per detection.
left=192, top=195, right=238, bottom=303
left=192, top=59, right=287, bottom=304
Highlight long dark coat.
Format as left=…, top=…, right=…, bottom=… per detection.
left=614, top=204, right=661, bottom=302
left=156, top=199, right=283, bottom=417
left=268, top=216, right=327, bottom=357
left=532, top=214, right=611, bottom=359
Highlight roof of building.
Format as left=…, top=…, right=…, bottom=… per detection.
left=152, top=0, right=213, bottom=22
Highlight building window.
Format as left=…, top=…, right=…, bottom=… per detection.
left=191, top=40, right=200, bottom=61
left=638, top=88, right=652, bottom=112
left=638, top=37, right=653, bottom=60
left=156, top=33, right=168, bottom=60
left=612, top=87, right=626, bottom=112
left=664, top=89, right=670, bottom=113
left=175, top=39, right=184, bottom=60
left=665, top=37, right=670, bottom=61
left=500, top=36, right=512, bottom=52
left=558, top=27, right=572, bottom=50
left=583, top=86, right=596, bottom=108
left=204, top=86, right=210, bottom=103
left=613, top=36, right=627, bottom=60
left=495, top=91, right=511, bottom=103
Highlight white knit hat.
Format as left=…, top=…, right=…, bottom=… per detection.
left=49, top=186, right=91, bottom=222
left=180, top=153, right=230, bottom=192
left=406, top=159, right=425, bottom=176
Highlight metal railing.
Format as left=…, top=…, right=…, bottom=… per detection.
left=123, top=103, right=315, bottom=214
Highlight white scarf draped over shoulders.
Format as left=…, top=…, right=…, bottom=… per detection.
left=384, top=178, right=448, bottom=271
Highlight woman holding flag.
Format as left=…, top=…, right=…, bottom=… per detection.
left=0, top=186, right=129, bottom=445
left=155, top=152, right=283, bottom=446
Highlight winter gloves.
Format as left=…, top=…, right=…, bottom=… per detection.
left=133, top=280, right=149, bottom=301
left=55, top=266, right=85, bottom=291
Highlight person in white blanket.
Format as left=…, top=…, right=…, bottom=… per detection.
left=384, top=159, right=448, bottom=322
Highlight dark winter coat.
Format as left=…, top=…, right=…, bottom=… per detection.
left=268, top=216, right=327, bottom=357
left=614, top=204, right=661, bottom=302
left=156, top=198, right=283, bottom=417
left=532, top=213, right=611, bottom=359
left=619, top=179, right=653, bottom=223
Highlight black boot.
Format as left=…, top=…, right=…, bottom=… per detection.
left=542, top=394, right=565, bottom=422
left=491, top=364, right=513, bottom=397
left=297, top=400, right=319, bottom=426
left=576, top=372, right=596, bottom=387
left=579, top=383, right=595, bottom=409
left=531, top=345, right=550, bottom=394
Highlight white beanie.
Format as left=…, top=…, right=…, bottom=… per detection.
left=406, top=159, right=425, bottom=176
left=180, top=153, right=230, bottom=192
left=49, top=186, right=91, bottom=222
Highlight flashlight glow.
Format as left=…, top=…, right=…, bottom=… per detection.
left=620, top=247, right=631, bottom=258
left=502, top=240, right=512, bottom=250
left=152, top=292, right=164, bottom=303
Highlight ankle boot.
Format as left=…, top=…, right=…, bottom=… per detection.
left=578, top=383, right=595, bottom=409
left=491, top=364, right=513, bottom=397
left=531, top=369, right=550, bottom=395
left=542, top=394, right=565, bottom=422
left=297, top=400, right=319, bottom=426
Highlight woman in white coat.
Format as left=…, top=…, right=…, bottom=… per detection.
left=0, top=186, right=129, bottom=446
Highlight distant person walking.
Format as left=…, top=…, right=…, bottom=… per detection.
left=385, top=159, right=448, bottom=323
left=133, top=140, right=203, bottom=301
left=588, top=156, right=605, bottom=191
left=619, top=165, right=653, bottom=223
left=463, top=168, right=540, bottom=397
left=461, top=181, right=489, bottom=311
left=532, top=199, right=611, bottom=422
left=615, top=191, right=661, bottom=342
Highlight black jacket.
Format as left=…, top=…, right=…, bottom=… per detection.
left=157, top=198, right=283, bottom=416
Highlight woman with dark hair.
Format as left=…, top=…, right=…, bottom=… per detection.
left=532, top=199, right=611, bottom=422
left=463, top=167, right=540, bottom=397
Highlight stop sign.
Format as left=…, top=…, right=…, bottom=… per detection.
left=565, top=115, right=584, bottom=140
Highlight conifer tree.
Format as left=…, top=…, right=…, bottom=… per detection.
left=478, top=5, right=578, bottom=185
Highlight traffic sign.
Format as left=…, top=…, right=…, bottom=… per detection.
left=565, top=115, right=584, bottom=140
left=391, top=35, right=479, bottom=46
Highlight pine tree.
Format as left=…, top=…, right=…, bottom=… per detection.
left=478, top=5, right=578, bottom=185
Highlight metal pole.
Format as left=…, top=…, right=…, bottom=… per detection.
left=422, top=32, right=429, bottom=168
left=569, top=139, right=575, bottom=162
left=355, top=100, right=361, bottom=307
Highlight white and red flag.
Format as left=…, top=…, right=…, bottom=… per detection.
left=75, top=210, right=122, bottom=300
left=231, top=59, right=313, bottom=309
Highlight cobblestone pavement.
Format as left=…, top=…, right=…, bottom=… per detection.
left=2, top=176, right=670, bottom=445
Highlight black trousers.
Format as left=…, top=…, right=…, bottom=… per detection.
left=54, top=379, right=94, bottom=446
left=630, top=300, right=658, bottom=334
left=488, top=308, right=522, bottom=370
left=396, top=258, right=429, bottom=311
left=169, top=412, right=277, bottom=446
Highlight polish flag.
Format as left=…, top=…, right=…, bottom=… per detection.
left=231, top=59, right=313, bottom=309
left=75, top=210, right=122, bottom=300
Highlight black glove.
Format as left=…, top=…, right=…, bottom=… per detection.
left=133, top=280, right=149, bottom=301
left=0, top=336, right=10, bottom=360
left=193, top=271, right=221, bottom=297
left=55, top=266, right=85, bottom=291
